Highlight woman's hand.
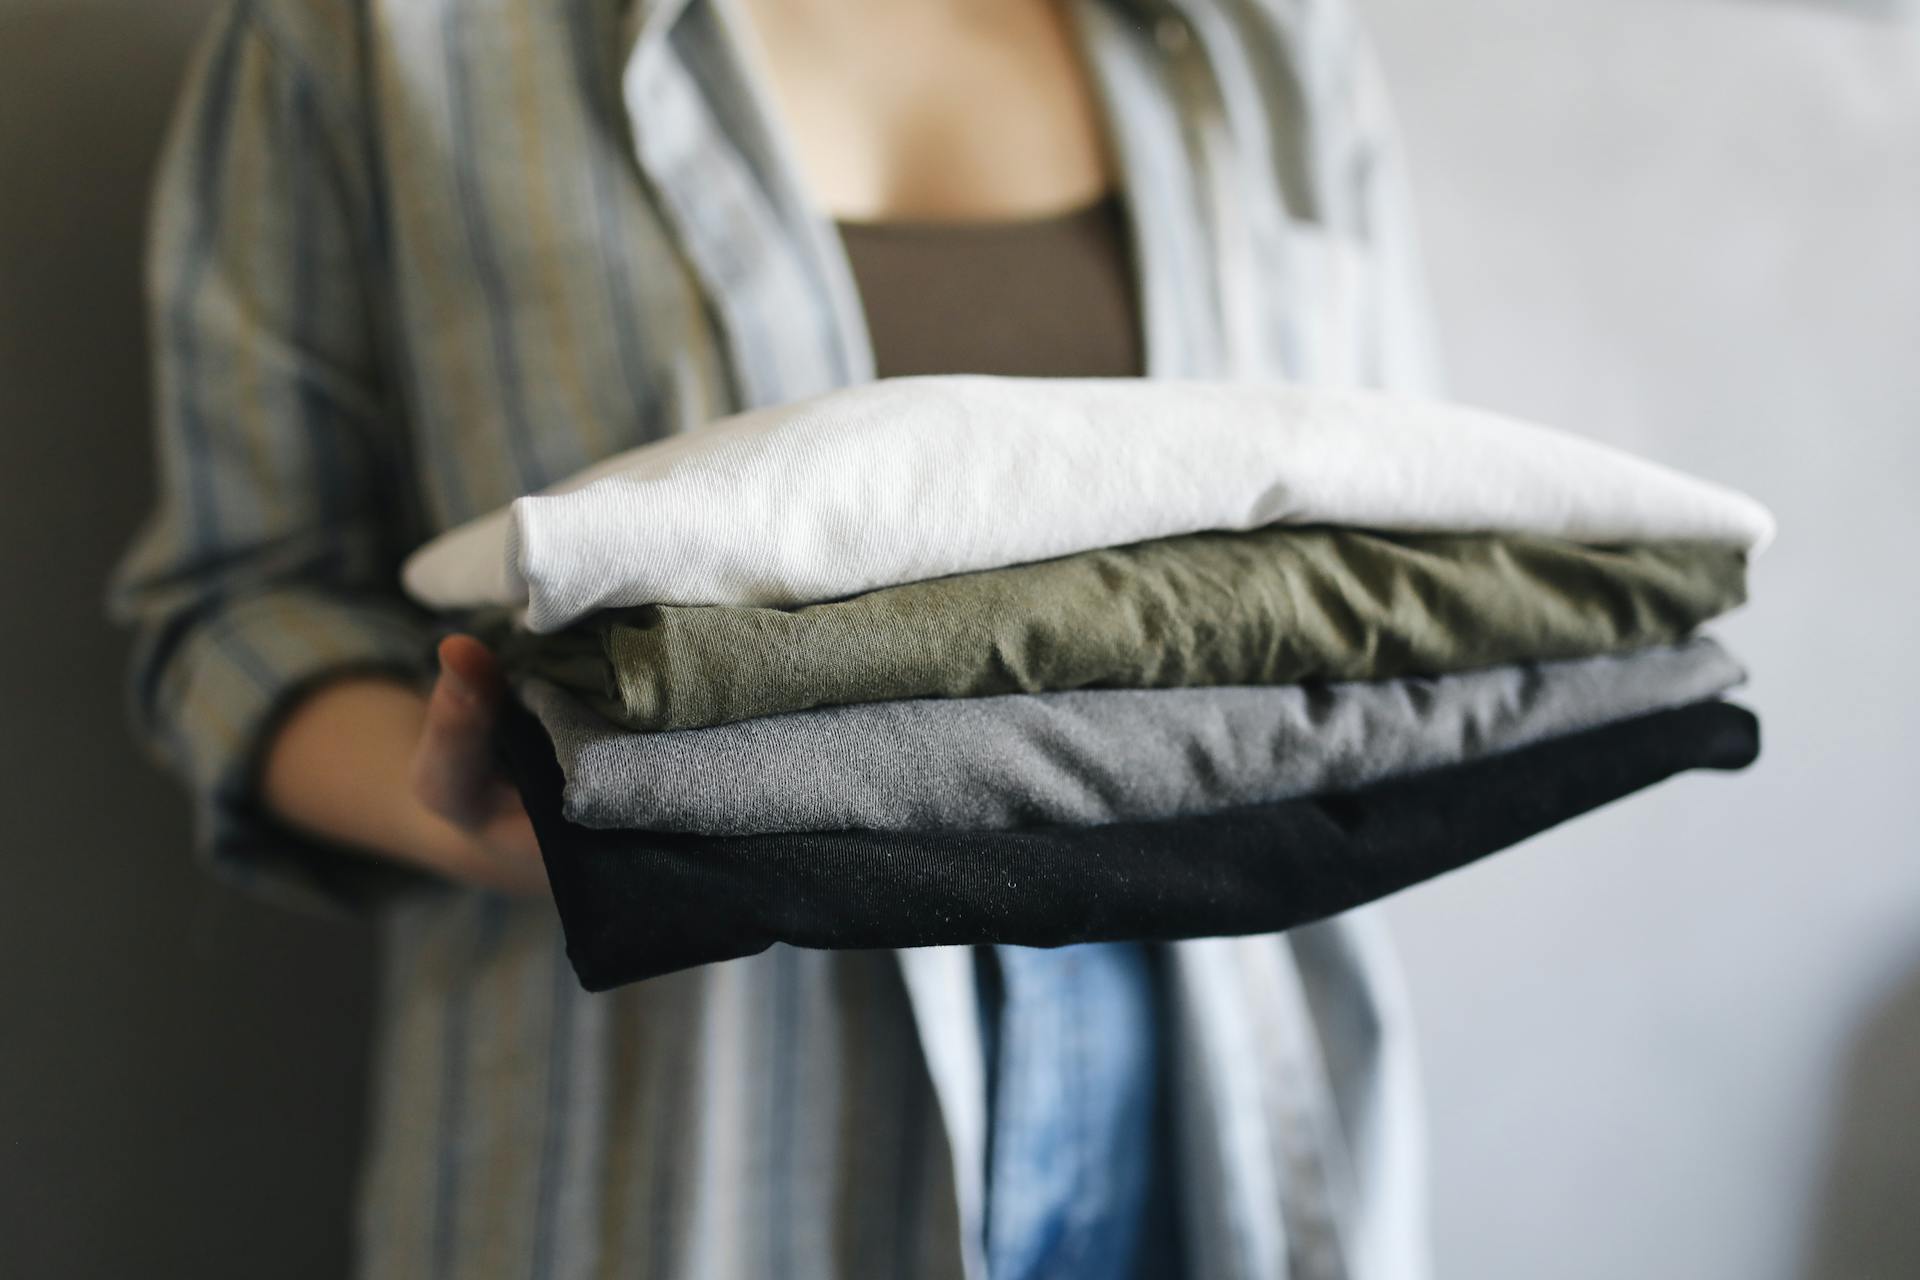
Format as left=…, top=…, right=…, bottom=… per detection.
left=263, top=635, right=549, bottom=897
left=407, top=635, right=549, bottom=895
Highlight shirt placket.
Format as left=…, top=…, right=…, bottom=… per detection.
left=617, top=0, right=871, bottom=412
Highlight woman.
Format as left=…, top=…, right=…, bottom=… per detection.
left=113, top=0, right=1438, bottom=1275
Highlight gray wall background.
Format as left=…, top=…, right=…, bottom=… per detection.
left=0, top=1, right=1913, bottom=1277
left=1365, top=2, right=1920, bottom=1278
left=0, top=6, right=374, bottom=1278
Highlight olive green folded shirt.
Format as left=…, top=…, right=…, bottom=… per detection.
left=499, top=525, right=1747, bottom=734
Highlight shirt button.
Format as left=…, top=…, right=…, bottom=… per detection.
left=1155, top=14, right=1191, bottom=55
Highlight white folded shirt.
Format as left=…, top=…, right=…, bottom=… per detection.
left=402, top=375, right=1775, bottom=633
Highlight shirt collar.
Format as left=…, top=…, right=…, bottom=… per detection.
left=625, top=0, right=1203, bottom=54
left=624, top=0, right=693, bottom=54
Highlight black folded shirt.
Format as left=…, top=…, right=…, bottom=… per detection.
left=498, top=699, right=1760, bottom=992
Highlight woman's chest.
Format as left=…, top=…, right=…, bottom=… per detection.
left=357, top=0, right=1383, bottom=529
left=734, top=0, right=1116, bottom=223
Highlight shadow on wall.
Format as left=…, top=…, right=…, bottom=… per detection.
left=1799, top=950, right=1920, bottom=1279
left=0, top=5, right=376, bottom=1278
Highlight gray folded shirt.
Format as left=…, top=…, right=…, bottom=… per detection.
left=519, top=639, right=1744, bottom=836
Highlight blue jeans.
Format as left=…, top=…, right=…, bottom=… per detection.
left=975, top=944, right=1180, bottom=1280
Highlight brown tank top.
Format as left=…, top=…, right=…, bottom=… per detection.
left=836, top=194, right=1145, bottom=380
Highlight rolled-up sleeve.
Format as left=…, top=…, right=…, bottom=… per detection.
left=109, top=5, right=435, bottom=912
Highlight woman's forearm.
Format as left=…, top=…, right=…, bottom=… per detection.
left=261, top=676, right=538, bottom=893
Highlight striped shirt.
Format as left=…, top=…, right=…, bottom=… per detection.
left=111, top=1, right=1441, bottom=1276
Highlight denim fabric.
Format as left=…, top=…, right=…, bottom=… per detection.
left=976, top=945, right=1175, bottom=1280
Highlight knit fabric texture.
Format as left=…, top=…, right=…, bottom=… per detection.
left=404, top=375, right=1776, bottom=630
left=522, top=639, right=1745, bottom=835
left=497, top=699, right=1762, bottom=991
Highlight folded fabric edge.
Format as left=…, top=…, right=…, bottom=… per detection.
left=499, top=697, right=1760, bottom=991
left=521, top=636, right=1750, bottom=836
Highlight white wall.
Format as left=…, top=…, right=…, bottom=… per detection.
left=1357, top=2, right=1920, bottom=1276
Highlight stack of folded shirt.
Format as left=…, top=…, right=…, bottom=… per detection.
left=404, top=376, right=1772, bottom=991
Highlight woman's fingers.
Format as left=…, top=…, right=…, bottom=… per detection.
left=412, top=635, right=507, bottom=830
left=438, top=631, right=506, bottom=699
left=411, top=635, right=547, bottom=895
